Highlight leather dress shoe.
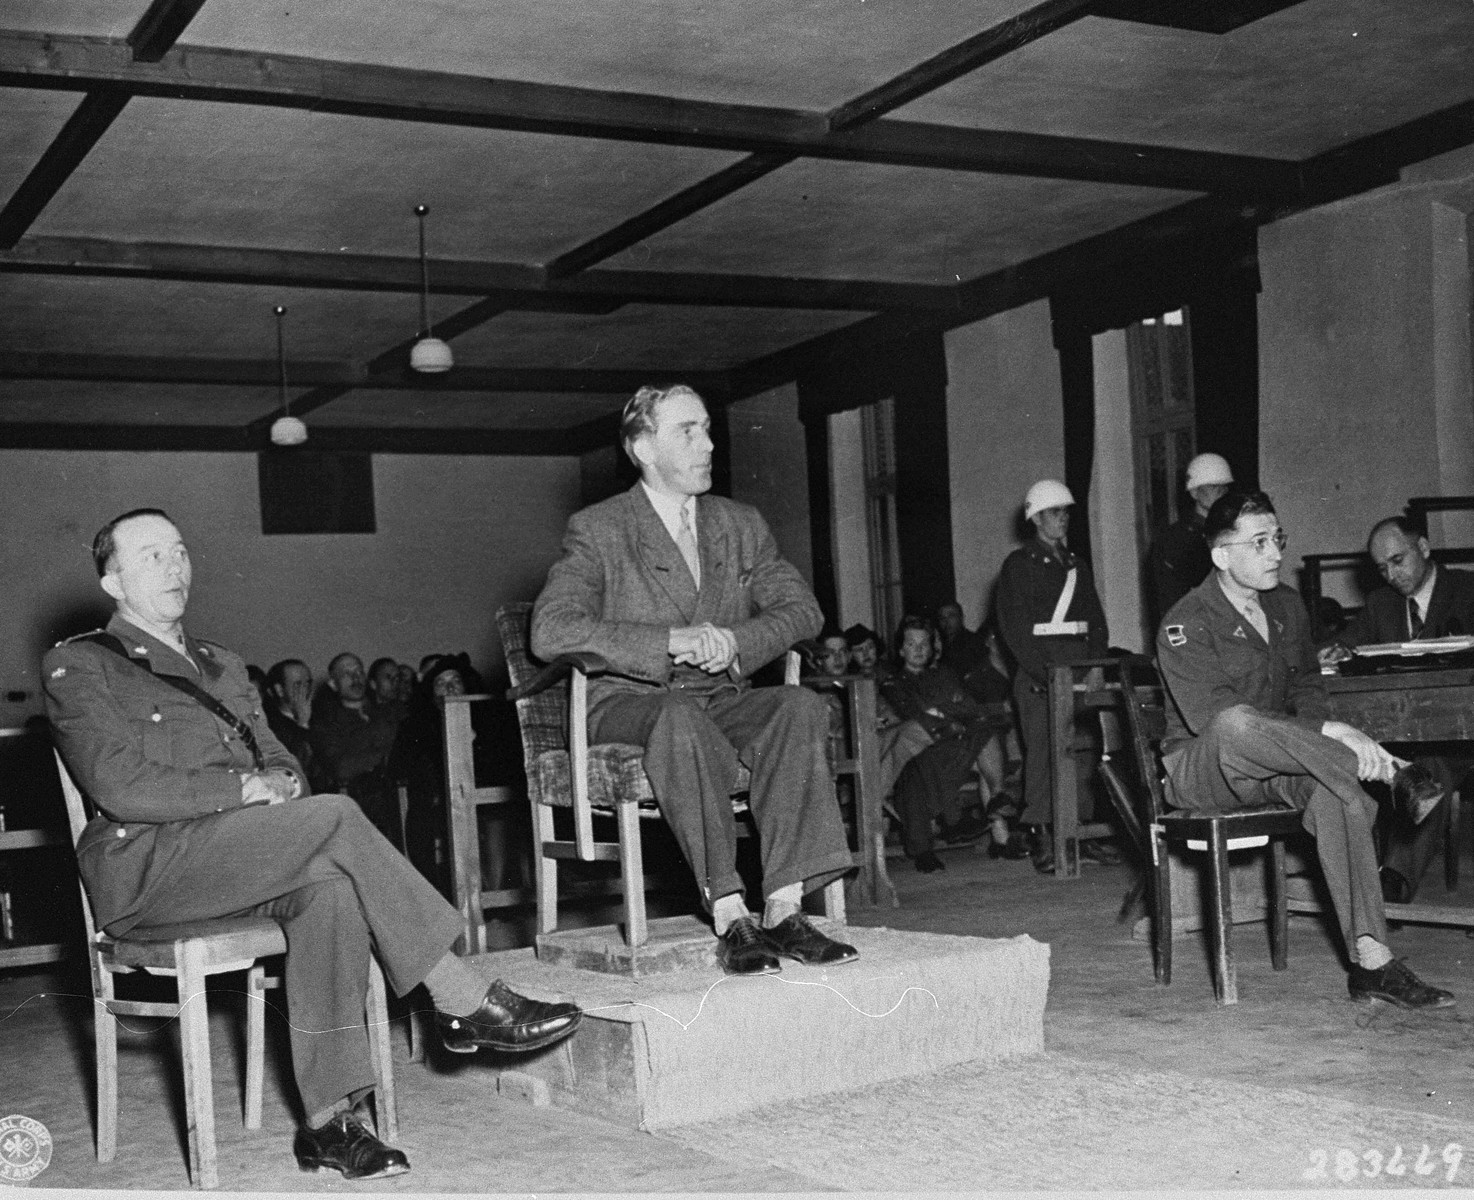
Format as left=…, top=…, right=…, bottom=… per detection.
left=764, top=913, right=859, bottom=966
left=914, top=850, right=946, bottom=873
left=294, top=1108, right=409, bottom=1180
left=987, top=834, right=1032, bottom=860
left=1392, top=762, right=1444, bottom=825
left=1079, top=838, right=1124, bottom=866
left=1348, top=959, right=1455, bottom=1009
left=1380, top=865, right=1413, bottom=905
left=715, top=915, right=780, bottom=975
left=436, top=979, right=582, bottom=1054
left=938, top=813, right=987, bottom=844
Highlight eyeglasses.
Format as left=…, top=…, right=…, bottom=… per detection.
left=1219, top=529, right=1288, bottom=555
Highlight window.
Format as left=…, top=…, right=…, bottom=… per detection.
left=860, top=396, right=903, bottom=645
left=1128, top=309, right=1195, bottom=554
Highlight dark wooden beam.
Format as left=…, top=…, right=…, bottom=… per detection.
left=0, top=421, right=580, bottom=454
left=0, top=33, right=1302, bottom=197
left=0, top=88, right=128, bottom=249
left=827, top=0, right=1099, bottom=131
left=0, top=235, right=957, bottom=311
left=545, top=154, right=793, bottom=279
left=1296, top=98, right=1474, bottom=209
left=1, top=351, right=730, bottom=394
left=1094, top=0, right=1310, bottom=34
left=127, top=0, right=211, bottom=61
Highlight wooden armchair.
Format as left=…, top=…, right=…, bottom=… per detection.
left=54, top=752, right=396, bottom=1189
left=493, top=602, right=845, bottom=958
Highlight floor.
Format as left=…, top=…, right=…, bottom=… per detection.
left=5, top=836, right=1474, bottom=1192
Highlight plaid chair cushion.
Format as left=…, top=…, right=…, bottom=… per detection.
left=530, top=744, right=654, bottom=808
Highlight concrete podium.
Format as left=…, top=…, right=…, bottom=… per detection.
left=468, top=922, right=1049, bottom=1130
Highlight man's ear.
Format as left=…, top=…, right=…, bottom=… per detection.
left=1209, top=543, right=1230, bottom=573
left=630, top=433, right=655, bottom=472
left=100, top=572, right=124, bottom=604
left=1418, top=536, right=1433, bottom=559
left=326, top=676, right=341, bottom=695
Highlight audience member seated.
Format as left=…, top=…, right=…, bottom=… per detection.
left=396, top=661, right=417, bottom=702
left=845, top=623, right=887, bottom=681
left=883, top=615, right=1021, bottom=872
left=311, top=652, right=401, bottom=844
left=368, top=656, right=408, bottom=723
left=246, top=663, right=269, bottom=708
left=265, top=657, right=319, bottom=790
left=1320, top=516, right=1474, bottom=901
left=389, top=655, right=468, bottom=892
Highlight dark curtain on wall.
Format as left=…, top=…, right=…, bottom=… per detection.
left=797, top=325, right=955, bottom=623
left=1049, top=221, right=1262, bottom=554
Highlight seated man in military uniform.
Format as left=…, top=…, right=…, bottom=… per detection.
left=1156, top=490, right=1453, bottom=1010
left=45, top=508, right=582, bottom=1180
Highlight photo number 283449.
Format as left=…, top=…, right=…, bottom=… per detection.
left=1302, top=1142, right=1462, bottom=1183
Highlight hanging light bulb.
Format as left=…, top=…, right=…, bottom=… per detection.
left=269, top=304, right=308, bottom=446
left=410, top=203, right=453, bottom=373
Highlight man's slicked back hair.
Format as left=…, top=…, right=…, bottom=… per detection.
left=92, top=507, right=172, bottom=577
left=1367, top=515, right=1426, bottom=548
left=619, top=383, right=703, bottom=466
left=1204, top=489, right=1276, bottom=547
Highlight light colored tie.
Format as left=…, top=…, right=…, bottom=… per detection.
left=675, top=501, right=701, bottom=587
left=1242, top=595, right=1269, bottom=641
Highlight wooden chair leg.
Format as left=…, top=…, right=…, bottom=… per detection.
left=534, top=800, right=559, bottom=936
left=1153, top=830, right=1173, bottom=985
left=1446, top=790, right=1461, bottom=892
left=1205, top=824, right=1237, bottom=1005
left=1268, top=838, right=1288, bottom=971
left=365, top=959, right=397, bottom=1143
left=615, top=801, right=648, bottom=948
left=175, top=940, right=219, bottom=1189
left=95, top=975, right=119, bottom=1163
left=244, top=964, right=266, bottom=1130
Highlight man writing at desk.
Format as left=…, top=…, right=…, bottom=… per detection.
left=1320, top=516, right=1474, bottom=901
left=1157, top=491, right=1453, bottom=1010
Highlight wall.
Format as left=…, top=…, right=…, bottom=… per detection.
left=827, top=408, right=873, bottom=631
left=0, top=450, right=582, bottom=724
left=944, top=299, right=1066, bottom=627
left=1088, top=329, right=1144, bottom=651
left=1260, top=145, right=1474, bottom=606
left=727, top=383, right=814, bottom=584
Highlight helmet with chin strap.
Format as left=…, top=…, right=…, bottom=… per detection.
left=1024, top=479, right=1074, bottom=520
left=1185, top=452, right=1233, bottom=492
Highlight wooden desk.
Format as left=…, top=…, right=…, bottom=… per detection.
left=0, top=725, right=69, bottom=968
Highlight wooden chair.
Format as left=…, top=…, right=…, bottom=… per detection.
left=493, top=602, right=845, bottom=954
left=1112, top=657, right=1304, bottom=1006
left=54, top=752, right=397, bottom=1189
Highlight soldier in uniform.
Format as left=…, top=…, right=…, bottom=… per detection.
left=44, top=508, right=583, bottom=1180
left=1156, top=489, right=1453, bottom=1009
left=1147, top=452, right=1235, bottom=627
left=996, top=479, right=1111, bottom=872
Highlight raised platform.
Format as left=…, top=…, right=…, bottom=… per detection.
left=467, top=924, right=1049, bottom=1130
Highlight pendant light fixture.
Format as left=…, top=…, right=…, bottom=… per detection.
left=269, top=304, right=308, bottom=446
left=409, top=203, right=453, bottom=373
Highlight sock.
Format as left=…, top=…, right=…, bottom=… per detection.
left=763, top=883, right=803, bottom=928
left=990, top=816, right=1010, bottom=842
left=1356, top=936, right=1394, bottom=970
left=307, top=1095, right=353, bottom=1130
left=422, top=952, right=489, bottom=1017
left=711, top=892, right=749, bottom=935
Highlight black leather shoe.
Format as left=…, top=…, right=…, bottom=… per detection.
left=294, top=1109, right=409, bottom=1180
left=715, top=915, right=781, bottom=975
left=1079, top=839, right=1124, bottom=866
left=938, top=814, right=987, bottom=844
left=1380, top=865, right=1413, bottom=905
left=1348, top=959, right=1455, bottom=1009
left=914, top=850, right=946, bottom=873
left=1392, top=762, right=1444, bottom=825
left=987, top=835, right=1032, bottom=860
left=1030, top=829, right=1055, bottom=874
left=436, top=979, right=582, bottom=1054
left=764, top=913, right=859, bottom=966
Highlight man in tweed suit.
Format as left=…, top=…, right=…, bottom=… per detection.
left=532, top=384, right=857, bottom=975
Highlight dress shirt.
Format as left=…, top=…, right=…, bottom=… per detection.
left=640, top=482, right=698, bottom=552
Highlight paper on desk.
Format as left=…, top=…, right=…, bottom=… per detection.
left=1352, top=635, right=1474, bottom=657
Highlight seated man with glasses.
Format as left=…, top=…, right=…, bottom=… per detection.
left=1156, top=489, right=1454, bottom=1010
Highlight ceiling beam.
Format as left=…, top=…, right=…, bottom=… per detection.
left=0, top=88, right=129, bottom=249
left=0, top=235, right=953, bottom=310
left=0, top=32, right=1302, bottom=197
left=1295, top=98, right=1474, bottom=209
left=1, top=350, right=731, bottom=394
left=127, top=0, right=212, bottom=62
left=827, top=0, right=1098, bottom=131
left=0, top=421, right=581, bottom=454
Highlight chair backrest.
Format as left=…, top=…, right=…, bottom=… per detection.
left=494, top=603, right=569, bottom=777
left=1114, top=655, right=1173, bottom=823
left=52, top=750, right=105, bottom=947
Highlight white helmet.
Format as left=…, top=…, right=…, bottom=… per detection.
left=1024, top=479, right=1074, bottom=520
left=1185, top=452, right=1233, bottom=492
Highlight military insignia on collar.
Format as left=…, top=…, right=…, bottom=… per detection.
left=50, top=666, right=66, bottom=677
left=1165, top=625, right=1187, bottom=647
left=1233, top=626, right=1248, bottom=639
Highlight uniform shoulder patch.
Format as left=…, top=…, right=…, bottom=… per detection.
left=1165, top=624, right=1187, bottom=647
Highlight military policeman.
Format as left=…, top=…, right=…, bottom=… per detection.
left=1147, top=452, right=1234, bottom=626
left=996, top=479, right=1110, bottom=871
left=45, top=508, right=583, bottom=1180
left=1156, top=489, right=1453, bottom=1009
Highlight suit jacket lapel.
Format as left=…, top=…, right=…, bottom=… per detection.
left=690, top=498, right=729, bottom=625
left=1423, top=570, right=1451, bottom=638
left=630, top=486, right=699, bottom=621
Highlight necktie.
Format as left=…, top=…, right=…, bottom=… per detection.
left=675, top=501, right=701, bottom=587
left=1242, top=595, right=1269, bottom=641
left=1409, top=598, right=1425, bottom=640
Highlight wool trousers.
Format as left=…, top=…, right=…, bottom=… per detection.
left=589, top=685, right=854, bottom=905
left=1163, top=704, right=1386, bottom=954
